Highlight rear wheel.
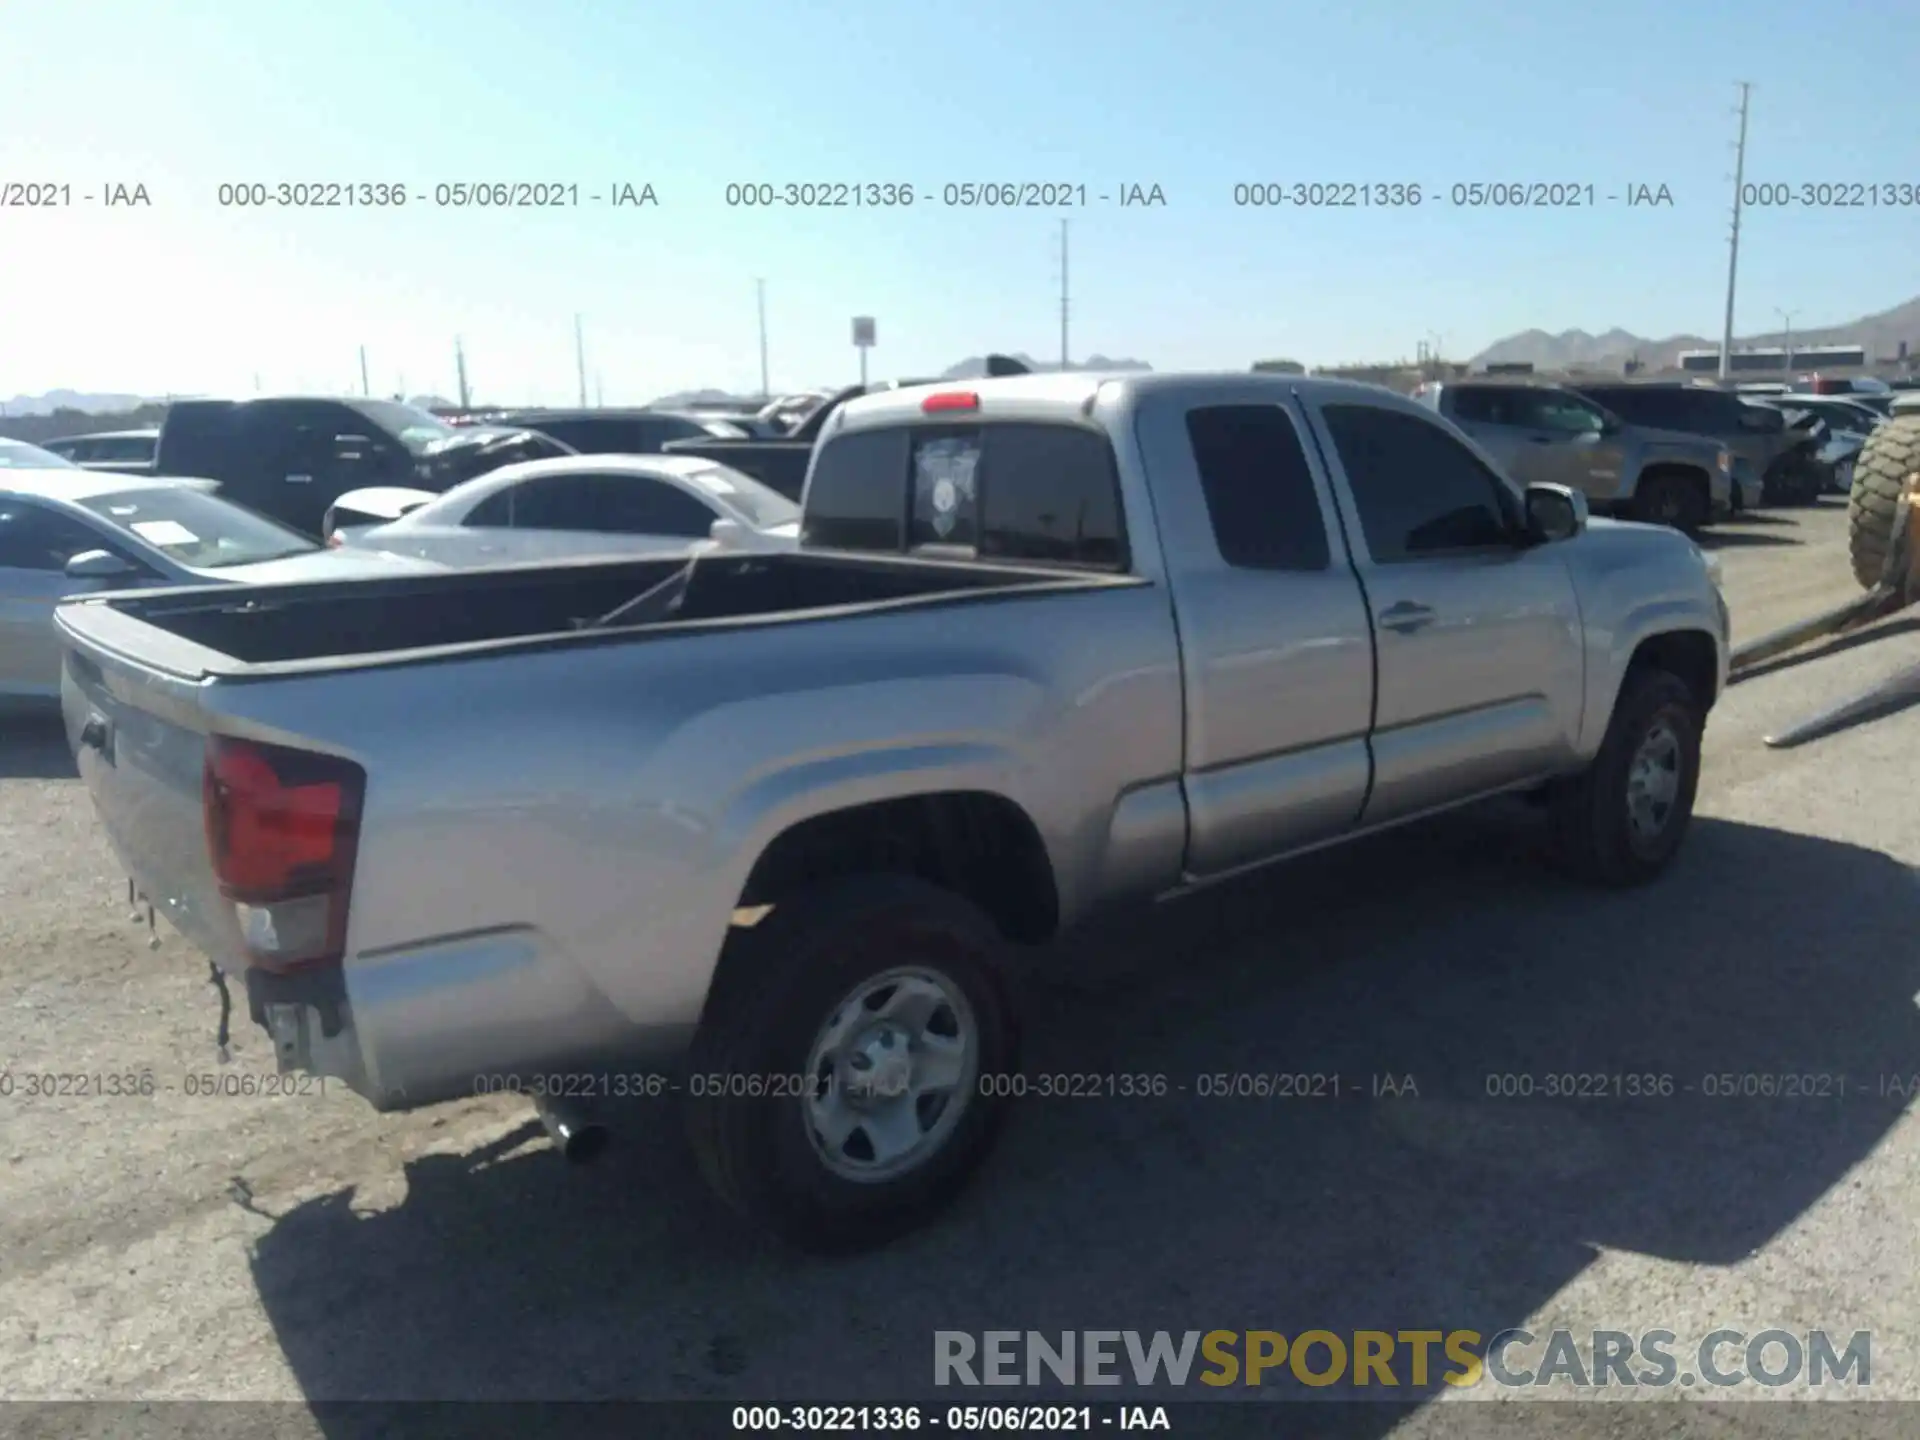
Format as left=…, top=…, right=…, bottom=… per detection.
left=1632, top=472, right=1709, bottom=536
left=1769, top=452, right=1827, bottom=507
left=1547, top=668, right=1703, bottom=887
left=1847, top=413, right=1920, bottom=589
left=683, top=875, right=1018, bottom=1253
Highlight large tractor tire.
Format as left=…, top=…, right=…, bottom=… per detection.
left=1847, top=400, right=1920, bottom=589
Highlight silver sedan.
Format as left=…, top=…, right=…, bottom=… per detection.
left=326, top=453, right=801, bottom=565
left=0, top=440, right=440, bottom=702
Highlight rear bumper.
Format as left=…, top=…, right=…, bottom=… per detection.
left=247, top=930, right=699, bottom=1111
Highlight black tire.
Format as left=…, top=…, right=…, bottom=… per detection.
left=1632, top=471, right=1709, bottom=536
left=1847, top=414, right=1920, bottom=589
left=683, top=875, right=1018, bottom=1253
left=1547, top=668, right=1703, bottom=887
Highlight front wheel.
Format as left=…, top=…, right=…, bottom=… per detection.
left=1547, top=669, right=1704, bottom=886
left=682, top=875, right=1019, bottom=1253
left=1632, top=473, right=1709, bottom=536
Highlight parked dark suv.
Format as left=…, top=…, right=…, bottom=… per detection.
left=484, top=408, right=749, bottom=454
left=1569, top=382, right=1818, bottom=507
left=154, top=397, right=572, bottom=537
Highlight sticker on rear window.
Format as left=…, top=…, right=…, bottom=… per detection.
left=913, top=436, right=980, bottom=541
left=129, top=519, right=199, bottom=547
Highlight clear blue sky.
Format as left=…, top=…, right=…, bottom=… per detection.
left=3, top=0, right=1914, bottom=404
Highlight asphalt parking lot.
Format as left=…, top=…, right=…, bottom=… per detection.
left=3, top=497, right=1918, bottom=1437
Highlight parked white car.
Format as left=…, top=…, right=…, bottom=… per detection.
left=0, top=443, right=440, bottom=702
left=327, top=454, right=801, bottom=565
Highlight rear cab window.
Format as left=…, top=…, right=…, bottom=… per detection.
left=803, top=418, right=1128, bottom=570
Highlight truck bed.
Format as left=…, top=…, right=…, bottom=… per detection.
left=55, top=549, right=1138, bottom=678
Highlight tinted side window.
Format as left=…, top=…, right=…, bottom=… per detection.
left=573, top=475, right=717, bottom=536
left=1184, top=405, right=1329, bottom=570
left=1609, top=389, right=1683, bottom=427
left=977, top=424, right=1125, bottom=569
left=1516, top=390, right=1605, bottom=433
left=1322, top=405, right=1513, bottom=562
left=0, top=502, right=108, bottom=571
left=502, top=475, right=596, bottom=529
left=465, top=488, right=515, bottom=526
left=1446, top=388, right=1502, bottom=424
left=1449, top=388, right=1534, bottom=426
left=802, top=429, right=908, bottom=550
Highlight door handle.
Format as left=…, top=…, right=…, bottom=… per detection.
left=1377, top=601, right=1436, bottom=635
left=1527, top=436, right=1554, bottom=445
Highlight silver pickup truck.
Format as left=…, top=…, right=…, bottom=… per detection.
left=55, top=371, right=1729, bottom=1251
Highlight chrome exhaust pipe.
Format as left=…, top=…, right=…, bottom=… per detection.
left=535, top=1096, right=610, bottom=1164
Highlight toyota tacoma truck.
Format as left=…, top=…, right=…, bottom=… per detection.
left=55, top=372, right=1728, bottom=1252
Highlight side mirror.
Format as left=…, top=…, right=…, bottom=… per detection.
left=1524, top=483, right=1587, bottom=544
left=708, top=518, right=748, bottom=549
left=64, top=549, right=139, bottom=580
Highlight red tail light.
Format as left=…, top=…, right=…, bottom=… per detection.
left=922, top=391, right=979, bottom=413
left=203, top=736, right=365, bottom=972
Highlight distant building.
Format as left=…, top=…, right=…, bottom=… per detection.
left=1481, top=362, right=1535, bottom=375
left=1678, top=343, right=1868, bottom=374
left=1251, top=359, right=1306, bottom=375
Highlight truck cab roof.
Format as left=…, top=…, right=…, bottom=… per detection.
left=830, top=370, right=1412, bottom=436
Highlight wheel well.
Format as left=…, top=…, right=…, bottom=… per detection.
left=1628, top=629, right=1719, bottom=709
left=736, top=792, right=1060, bottom=945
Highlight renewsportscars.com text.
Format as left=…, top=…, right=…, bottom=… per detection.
left=933, top=1329, right=1871, bottom=1391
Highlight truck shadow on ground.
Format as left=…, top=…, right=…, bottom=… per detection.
left=248, top=808, right=1920, bottom=1434
left=1697, top=528, right=1800, bottom=550
left=0, top=709, right=75, bottom=780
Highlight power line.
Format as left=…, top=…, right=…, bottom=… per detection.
left=1718, top=82, right=1752, bottom=382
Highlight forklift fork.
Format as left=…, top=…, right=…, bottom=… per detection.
left=1727, top=472, right=1920, bottom=748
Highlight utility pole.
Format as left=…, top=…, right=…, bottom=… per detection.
left=1775, top=307, right=1799, bottom=374
left=756, top=279, right=770, bottom=399
left=455, top=337, right=471, bottom=409
left=574, top=314, right=588, bottom=407
left=596, top=372, right=605, bottom=407
left=252, top=371, right=262, bottom=393
left=358, top=346, right=370, bottom=397
left=1057, top=219, right=1071, bottom=370
left=1719, top=82, right=1752, bottom=382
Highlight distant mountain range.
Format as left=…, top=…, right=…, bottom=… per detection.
left=1471, top=294, right=1920, bottom=372
left=20, top=294, right=1915, bottom=426
left=1, top=389, right=156, bottom=417
left=0, top=390, right=456, bottom=417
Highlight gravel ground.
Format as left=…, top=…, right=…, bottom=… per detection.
left=3, top=497, right=1918, bottom=1438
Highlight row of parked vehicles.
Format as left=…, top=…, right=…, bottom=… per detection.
left=10, top=360, right=1744, bottom=1253
left=1410, top=375, right=1891, bottom=535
